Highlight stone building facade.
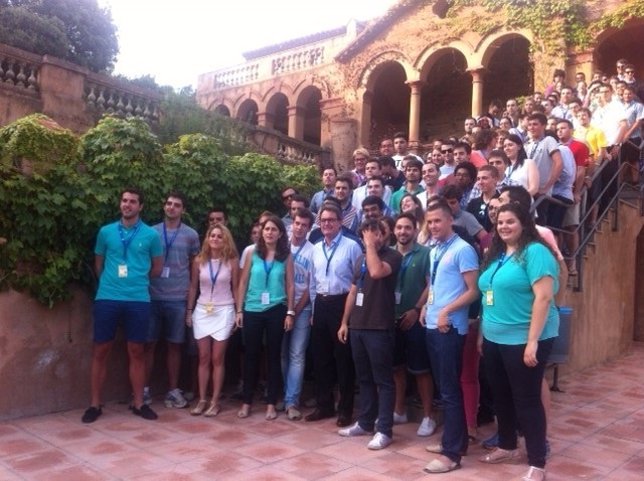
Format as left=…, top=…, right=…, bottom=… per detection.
left=197, top=0, right=644, bottom=171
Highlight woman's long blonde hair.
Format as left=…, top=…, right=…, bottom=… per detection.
left=197, top=224, right=238, bottom=264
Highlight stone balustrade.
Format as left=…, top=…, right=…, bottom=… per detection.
left=84, top=76, right=161, bottom=122
left=0, top=42, right=162, bottom=132
left=213, top=63, right=260, bottom=89
left=271, top=46, right=325, bottom=75
left=0, top=44, right=41, bottom=94
left=248, top=125, right=330, bottom=167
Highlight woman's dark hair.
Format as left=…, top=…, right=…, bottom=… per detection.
left=482, top=203, right=555, bottom=269
left=256, top=215, right=290, bottom=262
left=400, top=193, right=424, bottom=224
left=505, top=134, right=527, bottom=167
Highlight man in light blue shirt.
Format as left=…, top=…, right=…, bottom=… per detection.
left=422, top=200, right=479, bottom=474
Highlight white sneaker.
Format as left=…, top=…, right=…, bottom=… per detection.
left=367, top=432, right=392, bottom=450
left=338, top=422, right=373, bottom=437
left=417, top=416, right=437, bottom=436
left=164, top=388, right=188, bottom=408
left=393, top=411, right=408, bottom=424
left=143, top=386, right=152, bottom=406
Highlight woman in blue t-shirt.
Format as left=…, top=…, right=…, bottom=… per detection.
left=477, top=203, right=559, bottom=481
left=236, top=215, right=294, bottom=420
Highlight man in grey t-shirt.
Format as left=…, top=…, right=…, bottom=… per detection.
left=145, top=192, right=200, bottom=408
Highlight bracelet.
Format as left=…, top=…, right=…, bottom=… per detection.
left=286, top=310, right=296, bottom=316
left=236, top=311, right=243, bottom=314
left=187, top=309, right=193, bottom=312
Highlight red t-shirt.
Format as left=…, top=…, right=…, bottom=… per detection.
left=566, top=139, right=590, bottom=167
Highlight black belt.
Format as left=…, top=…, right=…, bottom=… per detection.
left=316, top=293, right=348, bottom=299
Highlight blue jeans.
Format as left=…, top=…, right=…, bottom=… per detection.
left=426, top=327, right=467, bottom=463
left=351, top=329, right=396, bottom=438
left=281, top=307, right=311, bottom=408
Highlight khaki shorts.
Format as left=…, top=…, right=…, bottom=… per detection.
left=562, top=202, right=580, bottom=228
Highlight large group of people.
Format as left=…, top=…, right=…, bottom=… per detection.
left=81, top=59, right=642, bottom=481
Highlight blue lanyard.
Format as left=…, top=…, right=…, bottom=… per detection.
left=322, top=236, right=341, bottom=275
left=397, top=249, right=416, bottom=291
left=263, top=259, right=274, bottom=289
left=162, top=222, right=181, bottom=263
left=208, top=259, right=222, bottom=296
left=357, top=259, right=367, bottom=289
left=528, top=139, right=541, bottom=159
left=292, top=242, right=305, bottom=263
left=430, top=235, right=457, bottom=285
left=488, top=252, right=513, bottom=288
left=118, top=221, right=141, bottom=261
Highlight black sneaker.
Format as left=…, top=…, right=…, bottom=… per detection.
left=81, top=406, right=102, bottom=423
left=132, top=404, right=158, bottom=420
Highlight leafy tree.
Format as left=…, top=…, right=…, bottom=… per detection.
left=0, top=7, right=68, bottom=59
left=0, top=0, right=118, bottom=72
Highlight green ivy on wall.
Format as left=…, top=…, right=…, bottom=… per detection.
left=447, top=0, right=589, bottom=54
left=0, top=115, right=319, bottom=307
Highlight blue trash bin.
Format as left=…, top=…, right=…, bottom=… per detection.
left=549, top=306, right=572, bottom=364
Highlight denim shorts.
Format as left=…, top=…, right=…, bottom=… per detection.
left=148, top=300, right=187, bottom=343
left=93, top=300, right=151, bottom=343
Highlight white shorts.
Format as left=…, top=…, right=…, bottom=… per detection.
left=192, top=304, right=235, bottom=341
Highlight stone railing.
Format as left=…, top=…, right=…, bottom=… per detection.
left=84, top=75, right=161, bottom=122
left=213, top=63, right=260, bottom=89
left=271, top=46, right=325, bottom=75
left=0, top=44, right=41, bottom=95
left=248, top=125, right=331, bottom=167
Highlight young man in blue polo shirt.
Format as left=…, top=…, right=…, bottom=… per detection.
left=82, top=188, right=163, bottom=423
left=421, top=200, right=479, bottom=474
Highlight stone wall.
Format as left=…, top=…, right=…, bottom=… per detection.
left=0, top=288, right=130, bottom=421
left=0, top=43, right=161, bottom=133
left=563, top=201, right=644, bottom=373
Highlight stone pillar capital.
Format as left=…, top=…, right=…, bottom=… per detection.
left=405, top=80, right=426, bottom=93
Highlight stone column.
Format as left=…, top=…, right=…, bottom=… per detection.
left=406, top=80, right=424, bottom=153
left=256, top=111, right=271, bottom=128
left=287, top=106, right=304, bottom=140
left=468, top=68, right=485, bottom=118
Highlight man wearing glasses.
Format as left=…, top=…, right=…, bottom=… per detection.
left=439, top=140, right=456, bottom=179
left=305, top=204, right=362, bottom=427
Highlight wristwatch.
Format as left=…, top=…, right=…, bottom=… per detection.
left=286, top=310, right=296, bottom=316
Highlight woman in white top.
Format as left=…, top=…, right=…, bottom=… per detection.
left=186, top=224, right=239, bottom=417
left=503, top=134, right=540, bottom=197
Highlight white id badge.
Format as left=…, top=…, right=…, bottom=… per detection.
left=118, top=264, right=128, bottom=278
left=427, top=288, right=434, bottom=305
left=394, top=291, right=402, bottom=305
left=356, top=292, right=364, bottom=307
left=321, top=280, right=330, bottom=294
left=161, top=267, right=170, bottom=278
left=485, top=290, right=494, bottom=306
left=261, top=292, right=270, bottom=305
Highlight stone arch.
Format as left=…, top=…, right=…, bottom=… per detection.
left=593, top=18, right=644, bottom=81
left=418, top=47, right=471, bottom=141
left=295, top=85, right=323, bottom=145
left=475, top=29, right=534, bottom=68
left=213, top=104, right=231, bottom=117
left=264, top=92, right=289, bottom=135
left=475, top=30, right=534, bottom=111
left=260, top=83, right=295, bottom=105
left=293, top=76, right=331, bottom=101
left=416, top=41, right=472, bottom=80
left=232, top=90, right=262, bottom=112
left=236, top=98, right=259, bottom=126
left=358, top=50, right=416, bottom=91
left=360, top=59, right=411, bottom=148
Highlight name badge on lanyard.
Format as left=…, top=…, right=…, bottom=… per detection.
left=118, top=264, right=128, bottom=278
left=355, top=292, right=364, bottom=307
